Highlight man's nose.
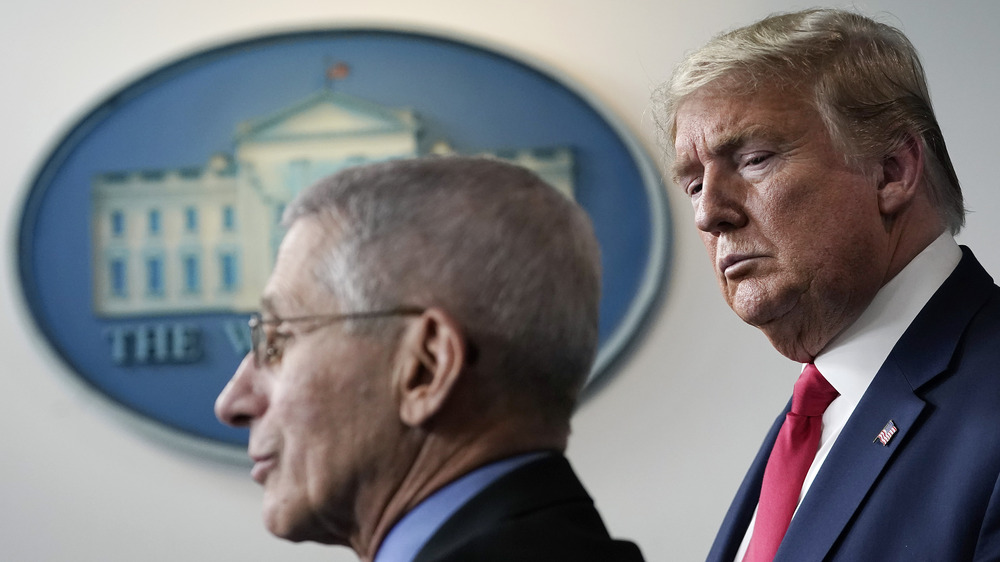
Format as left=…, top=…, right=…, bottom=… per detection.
left=694, top=169, right=747, bottom=235
left=214, top=354, right=267, bottom=427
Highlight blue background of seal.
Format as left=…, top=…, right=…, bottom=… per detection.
left=18, top=29, right=667, bottom=448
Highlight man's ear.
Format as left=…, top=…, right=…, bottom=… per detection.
left=877, top=133, right=925, bottom=217
left=394, top=308, right=467, bottom=428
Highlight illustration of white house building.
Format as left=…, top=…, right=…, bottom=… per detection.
left=91, top=89, right=575, bottom=317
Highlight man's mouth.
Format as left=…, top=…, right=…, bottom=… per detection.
left=719, top=253, right=761, bottom=279
left=250, top=453, right=277, bottom=484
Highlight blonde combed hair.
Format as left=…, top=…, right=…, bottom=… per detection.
left=652, top=8, right=964, bottom=233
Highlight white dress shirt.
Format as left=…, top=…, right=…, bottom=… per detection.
left=734, top=233, right=962, bottom=561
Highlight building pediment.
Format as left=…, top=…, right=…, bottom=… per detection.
left=235, top=91, right=417, bottom=143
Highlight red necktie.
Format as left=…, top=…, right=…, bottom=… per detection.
left=743, top=364, right=839, bottom=562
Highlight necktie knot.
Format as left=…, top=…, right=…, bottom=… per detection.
left=791, top=363, right=839, bottom=417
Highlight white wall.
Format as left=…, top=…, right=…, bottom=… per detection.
left=4, top=1, right=999, bottom=560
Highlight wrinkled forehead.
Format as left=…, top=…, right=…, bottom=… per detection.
left=670, top=84, right=822, bottom=181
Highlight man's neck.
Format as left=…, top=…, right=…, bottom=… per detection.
left=354, top=420, right=568, bottom=561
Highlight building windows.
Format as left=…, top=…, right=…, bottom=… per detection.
left=222, top=205, right=236, bottom=232
left=149, top=209, right=161, bottom=236
left=220, top=252, right=239, bottom=292
left=184, top=207, right=198, bottom=233
left=182, top=254, right=201, bottom=294
left=110, top=258, right=127, bottom=297
left=111, top=210, right=125, bottom=237
left=146, top=255, right=165, bottom=296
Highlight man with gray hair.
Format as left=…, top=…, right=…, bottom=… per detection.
left=653, top=8, right=1000, bottom=561
left=214, top=156, right=644, bottom=561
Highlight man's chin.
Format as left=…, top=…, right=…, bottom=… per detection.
left=732, top=297, right=791, bottom=330
left=264, top=515, right=314, bottom=543
left=263, top=502, right=348, bottom=546
left=262, top=498, right=305, bottom=542
left=731, top=295, right=814, bottom=359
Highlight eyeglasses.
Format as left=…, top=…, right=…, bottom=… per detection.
left=248, top=306, right=425, bottom=368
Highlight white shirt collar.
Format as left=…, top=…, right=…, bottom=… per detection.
left=813, top=232, right=962, bottom=406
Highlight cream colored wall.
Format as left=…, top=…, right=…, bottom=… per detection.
left=4, top=1, right=999, bottom=560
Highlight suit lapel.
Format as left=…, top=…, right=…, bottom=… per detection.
left=776, top=361, right=924, bottom=560
left=775, top=247, right=995, bottom=561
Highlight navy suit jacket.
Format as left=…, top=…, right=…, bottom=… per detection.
left=708, top=248, right=1000, bottom=561
left=413, top=454, right=645, bottom=561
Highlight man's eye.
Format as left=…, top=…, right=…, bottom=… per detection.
left=264, top=331, right=292, bottom=365
left=687, top=181, right=703, bottom=197
left=742, top=153, right=771, bottom=167
left=263, top=346, right=281, bottom=365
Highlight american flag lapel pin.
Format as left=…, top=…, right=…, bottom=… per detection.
left=874, top=420, right=898, bottom=446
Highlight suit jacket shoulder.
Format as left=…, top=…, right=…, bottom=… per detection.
left=414, top=454, right=645, bottom=562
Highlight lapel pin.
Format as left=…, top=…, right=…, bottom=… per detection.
left=874, top=419, right=898, bottom=446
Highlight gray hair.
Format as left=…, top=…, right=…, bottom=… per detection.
left=651, top=8, right=964, bottom=233
left=283, top=156, right=602, bottom=422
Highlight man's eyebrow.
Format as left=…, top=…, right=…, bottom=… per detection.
left=671, top=124, right=779, bottom=183
left=709, top=125, right=777, bottom=157
left=670, top=158, right=700, bottom=185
